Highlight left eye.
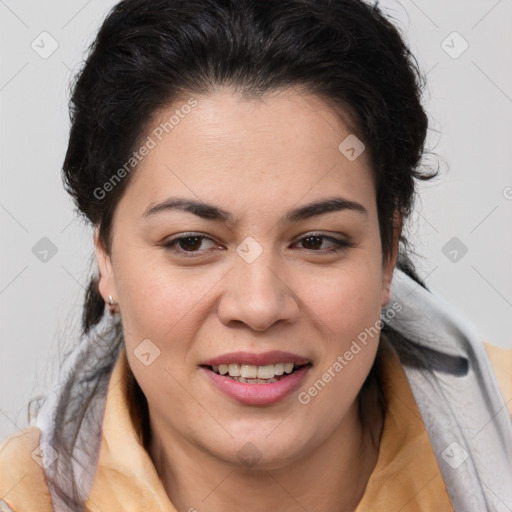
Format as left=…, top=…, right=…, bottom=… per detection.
left=292, top=234, right=349, bottom=253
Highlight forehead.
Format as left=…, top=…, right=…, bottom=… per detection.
left=118, top=88, right=376, bottom=218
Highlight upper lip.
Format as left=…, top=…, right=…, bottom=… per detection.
left=200, top=351, right=311, bottom=367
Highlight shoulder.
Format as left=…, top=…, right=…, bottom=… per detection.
left=0, top=426, right=53, bottom=511
left=484, top=341, right=512, bottom=419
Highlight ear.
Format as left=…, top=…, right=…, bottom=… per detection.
left=94, top=226, right=118, bottom=306
left=381, top=211, right=401, bottom=307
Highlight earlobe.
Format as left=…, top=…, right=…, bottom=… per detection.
left=381, top=212, right=401, bottom=307
left=381, top=272, right=393, bottom=306
left=93, top=227, right=117, bottom=305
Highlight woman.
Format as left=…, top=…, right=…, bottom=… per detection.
left=1, top=0, right=511, bottom=510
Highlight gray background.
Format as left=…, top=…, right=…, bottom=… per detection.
left=1, top=0, right=511, bottom=440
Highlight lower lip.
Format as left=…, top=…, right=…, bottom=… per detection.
left=201, top=365, right=311, bottom=405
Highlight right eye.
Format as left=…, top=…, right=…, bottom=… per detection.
left=162, top=233, right=222, bottom=257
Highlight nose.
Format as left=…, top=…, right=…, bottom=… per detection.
left=216, top=250, right=300, bottom=332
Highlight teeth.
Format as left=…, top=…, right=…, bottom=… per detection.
left=210, top=362, right=303, bottom=378
left=231, top=376, right=278, bottom=384
left=257, top=364, right=275, bottom=379
left=241, top=364, right=258, bottom=379
left=228, top=363, right=241, bottom=376
left=284, top=363, right=294, bottom=374
left=274, top=363, right=284, bottom=375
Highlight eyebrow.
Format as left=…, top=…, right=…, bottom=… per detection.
left=142, top=196, right=368, bottom=224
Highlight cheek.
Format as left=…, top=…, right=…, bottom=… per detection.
left=302, top=259, right=384, bottom=339
left=114, top=248, right=219, bottom=338
left=294, top=263, right=383, bottom=438
left=116, top=253, right=216, bottom=415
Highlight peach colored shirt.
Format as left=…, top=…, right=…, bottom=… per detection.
left=1, top=339, right=510, bottom=511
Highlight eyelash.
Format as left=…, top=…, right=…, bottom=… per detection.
left=162, top=232, right=352, bottom=257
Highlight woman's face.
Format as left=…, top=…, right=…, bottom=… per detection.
left=95, top=87, right=398, bottom=470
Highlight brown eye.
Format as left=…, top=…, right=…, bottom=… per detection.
left=294, top=234, right=350, bottom=253
left=163, top=233, right=219, bottom=256
left=301, top=235, right=324, bottom=250
left=176, top=236, right=203, bottom=251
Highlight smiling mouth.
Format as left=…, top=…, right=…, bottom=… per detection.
left=200, top=362, right=311, bottom=384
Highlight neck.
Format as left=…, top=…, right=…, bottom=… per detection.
left=148, top=376, right=384, bottom=512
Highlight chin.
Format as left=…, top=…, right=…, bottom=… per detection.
left=209, top=431, right=308, bottom=471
